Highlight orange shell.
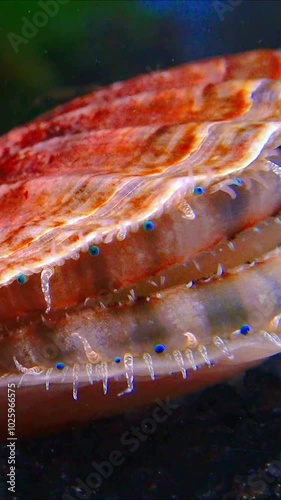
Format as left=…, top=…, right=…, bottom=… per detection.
left=1, top=49, right=281, bottom=439
left=0, top=50, right=281, bottom=287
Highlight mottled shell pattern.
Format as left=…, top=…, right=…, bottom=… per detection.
left=1, top=49, right=281, bottom=399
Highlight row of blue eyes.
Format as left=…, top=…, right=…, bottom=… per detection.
left=55, top=345, right=166, bottom=370
left=86, top=180, right=244, bottom=256
left=17, top=179, right=244, bottom=280
left=16, top=221, right=155, bottom=282
left=89, top=221, right=155, bottom=256
left=18, top=177, right=247, bottom=371
left=55, top=325, right=251, bottom=371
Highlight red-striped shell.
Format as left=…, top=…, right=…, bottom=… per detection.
left=1, top=49, right=281, bottom=438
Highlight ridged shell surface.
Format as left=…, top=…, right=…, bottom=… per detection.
left=1, top=50, right=281, bottom=438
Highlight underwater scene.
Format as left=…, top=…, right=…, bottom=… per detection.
left=0, top=1, right=281, bottom=499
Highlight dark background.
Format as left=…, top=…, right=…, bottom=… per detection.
left=1, top=0, right=281, bottom=134
left=0, top=1, right=281, bottom=499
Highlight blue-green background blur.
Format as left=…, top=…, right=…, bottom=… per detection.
left=0, top=0, right=281, bottom=134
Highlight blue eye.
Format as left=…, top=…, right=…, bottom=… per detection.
left=154, top=344, right=166, bottom=354
left=240, top=324, right=251, bottom=335
left=114, top=357, right=121, bottom=364
left=56, top=362, right=65, bottom=370
left=193, top=186, right=205, bottom=195
left=231, top=177, right=243, bottom=188
left=17, top=274, right=27, bottom=285
left=88, top=245, right=100, bottom=257
left=143, top=221, right=155, bottom=231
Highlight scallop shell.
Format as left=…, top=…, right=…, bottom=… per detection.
left=1, top=49, right=281, bottom=438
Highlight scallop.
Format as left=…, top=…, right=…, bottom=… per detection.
left=1, top=49, right=281, bottom=439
